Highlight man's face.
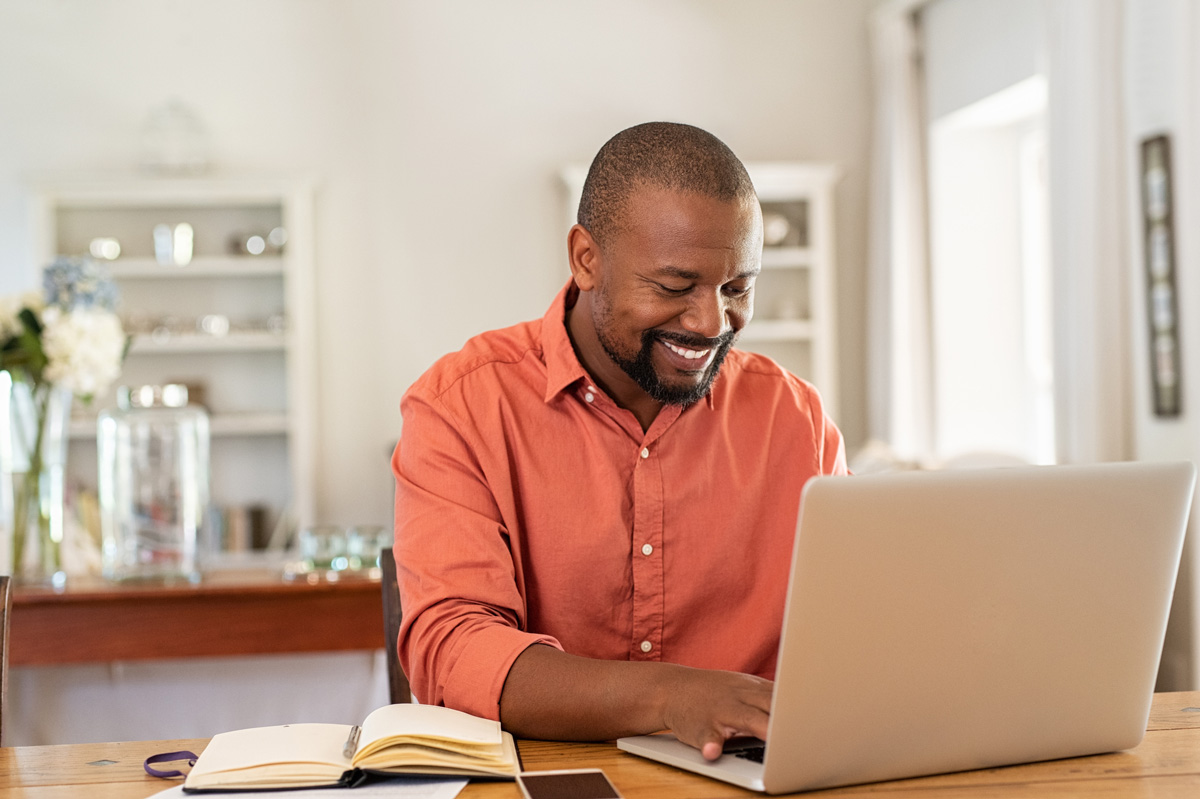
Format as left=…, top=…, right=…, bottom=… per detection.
left=589, top=186, right=762, bottom=407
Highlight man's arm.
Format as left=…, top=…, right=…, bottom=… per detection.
left=500, top=644, right=772, bottom=761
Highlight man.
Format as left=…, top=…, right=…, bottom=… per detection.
left=393, top=122, right=847, bottom=760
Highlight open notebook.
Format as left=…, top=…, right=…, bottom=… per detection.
left=183, top=704, right=518, bottom=792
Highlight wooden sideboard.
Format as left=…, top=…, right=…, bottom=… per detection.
left=10, top=571, right=384, bottom=666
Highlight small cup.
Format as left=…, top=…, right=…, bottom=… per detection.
left=346, top=524, right=388, bottom=572
left=298, top=525, right=348, bottom=573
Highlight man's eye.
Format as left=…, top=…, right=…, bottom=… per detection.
left=658, top=283, right=690, bottom=295
left=724, top=285, right=752, bottom=297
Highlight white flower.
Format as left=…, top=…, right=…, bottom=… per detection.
left=40, top=306, right=127, bottom=398
left=0, top=291, right=43, bottom=341
left=0, top=297, right=21, bottom=341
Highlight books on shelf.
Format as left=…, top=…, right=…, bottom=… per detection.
left=182, top=704, right=518, bottom=792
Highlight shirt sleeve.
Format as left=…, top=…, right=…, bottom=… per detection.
left=392, top=385, right=561, bottom=719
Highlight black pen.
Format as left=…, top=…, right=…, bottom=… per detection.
left=343, top=725, right=362, bottom=758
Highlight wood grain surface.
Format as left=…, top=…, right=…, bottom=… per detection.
left=0, top=691, right=1196, bottom=799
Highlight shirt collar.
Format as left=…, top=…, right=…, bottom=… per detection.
left=542, top=280, right=590, bottom=402
left=539, top=278, right=721, bottom=412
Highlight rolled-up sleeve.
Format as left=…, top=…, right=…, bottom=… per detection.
left=393, top=386, right=560, bottom=720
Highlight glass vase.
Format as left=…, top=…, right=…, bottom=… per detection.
left=98, top=384, right=209, bottom=583
left=0, top=370, right=72, bottom=588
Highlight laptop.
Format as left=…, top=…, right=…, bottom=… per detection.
left=617, top=460, right=1195, bottom=794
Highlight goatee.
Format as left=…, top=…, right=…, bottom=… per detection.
left=597, top=327, right=735, bottom=407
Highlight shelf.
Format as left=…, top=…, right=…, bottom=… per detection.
left=740, top=319, right=815, bottom=342
left=761, top=247, right=813, bottom=269
left=103, top=256, right=285, bottom=278
left=70, top=412, right=289, bottom=439
left=128, top=331, right=287, bottom=353
left=208, top=412, right=290, bottom=435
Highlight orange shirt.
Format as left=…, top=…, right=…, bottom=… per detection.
left=393, top=282, right=847, bottom=719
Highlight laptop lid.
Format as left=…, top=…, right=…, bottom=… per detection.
left=762, top=460, right=1194, bottom=793
left=618, top=461, right=1194, bottom=794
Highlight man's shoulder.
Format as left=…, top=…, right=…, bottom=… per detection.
left=408, top=318, right=544, bottom=401
left=723, top=347, right=815, bottom=388
left=718, top=348, right=825, bottom=409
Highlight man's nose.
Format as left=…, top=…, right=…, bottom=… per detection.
left=681, top=290, right=731, bottom=340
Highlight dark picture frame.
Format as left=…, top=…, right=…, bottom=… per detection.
left=1140, top=134, right=1183, bottom=417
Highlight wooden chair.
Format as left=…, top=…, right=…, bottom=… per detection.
left=0, top=575, right=11, bottom=746
left=380, top=548, right=411, bottom=704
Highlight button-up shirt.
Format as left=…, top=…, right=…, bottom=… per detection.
left=392, top=282, right=847, bottom=720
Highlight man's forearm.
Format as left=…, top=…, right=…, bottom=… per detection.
left=498, top=644, right=675, bottom=741
left=498, top=643, right=774, bottom=759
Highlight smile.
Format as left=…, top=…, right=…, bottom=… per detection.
left=662, top=340, right=713, bottom=362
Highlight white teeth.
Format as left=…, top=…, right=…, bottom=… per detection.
left=665, top=341, right=711, bottom=360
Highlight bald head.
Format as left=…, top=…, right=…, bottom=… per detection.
left=577, top=122, right=757, bottom=249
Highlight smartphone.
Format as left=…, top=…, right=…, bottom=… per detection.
left=517, top=768, right=623, bottom=799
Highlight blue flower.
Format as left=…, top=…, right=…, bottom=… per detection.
left=42, top=256, right=119, bottom=312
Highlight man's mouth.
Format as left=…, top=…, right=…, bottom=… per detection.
left=663, top=340, right=712, bottom=361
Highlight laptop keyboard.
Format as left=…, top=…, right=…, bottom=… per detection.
left=729, top=745, right=766, bottom=763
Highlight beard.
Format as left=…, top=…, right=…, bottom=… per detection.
left=595, top=317, right=736, bottom=407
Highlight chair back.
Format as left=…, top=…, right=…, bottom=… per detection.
left=0, top=575, right=10, bottom=746
left=380, top=548, right=411, bottom=704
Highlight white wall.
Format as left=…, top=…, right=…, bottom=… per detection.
left=0, top=0, right=874, bottom=530
left=921, top=0, right=1044, bottom=120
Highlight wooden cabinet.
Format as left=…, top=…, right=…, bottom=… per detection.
left=29, top=177, right=318, bottom=541
left=560, top=162, right=840, bottom=417
left=10, top=573, right=381, bottom=665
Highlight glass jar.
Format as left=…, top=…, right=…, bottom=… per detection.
left=98, top=384, right=210, bottom=582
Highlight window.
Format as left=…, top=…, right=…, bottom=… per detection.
left=926, top=77, right=1054, bottom=463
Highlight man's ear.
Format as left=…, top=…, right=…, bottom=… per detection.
left=567, top=224, right=601, bottom=292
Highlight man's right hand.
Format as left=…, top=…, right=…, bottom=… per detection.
left=498, top=644, right=773, bottom=761
left=657, top=664, right=772, bottom=760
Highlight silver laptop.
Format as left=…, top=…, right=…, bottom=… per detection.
left=617, top=461, right=1195, bottom=794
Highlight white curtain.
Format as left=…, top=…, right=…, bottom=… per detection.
left=867, top=2, right=934, bottom=461
left=1044, top=0, right=1132, bottom=463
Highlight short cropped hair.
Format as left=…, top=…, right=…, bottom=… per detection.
left=577, top=122, right=757, bottom=248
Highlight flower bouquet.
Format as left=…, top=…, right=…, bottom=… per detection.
left=0, top=257, right=128, bottom=585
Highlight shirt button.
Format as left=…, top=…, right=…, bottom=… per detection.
left=588, top=385, right=596, bottom=392
left=585, top=392, right=594, bottom=403
left=640, top=447, right=650, bottom=459
left=640, top=640, right=653, bottom=653
left=641, top=543, right=653, bottom=556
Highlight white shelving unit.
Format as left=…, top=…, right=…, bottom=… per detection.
left=30, top=176, right=318, bottom=538
left=127, top=332, right=289, bottom=354
left=560, top=162, right=840, bottom=418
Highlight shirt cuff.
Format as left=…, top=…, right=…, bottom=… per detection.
left=442, top=624, right=562, bottom=720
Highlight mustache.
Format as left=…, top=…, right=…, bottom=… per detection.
left=647, top=329, right=736, bottom=351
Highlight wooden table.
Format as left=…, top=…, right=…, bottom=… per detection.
left=2, top=691, right=1197, bottom=798
left=10, top=571, right=384, bottom=665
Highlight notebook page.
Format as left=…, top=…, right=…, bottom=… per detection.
left=359, top=705, right=502, bottom=750
left=190, top=723, right=352, bottom=777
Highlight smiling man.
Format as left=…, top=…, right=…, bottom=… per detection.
left=393, top=122, right=847, bottom=759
